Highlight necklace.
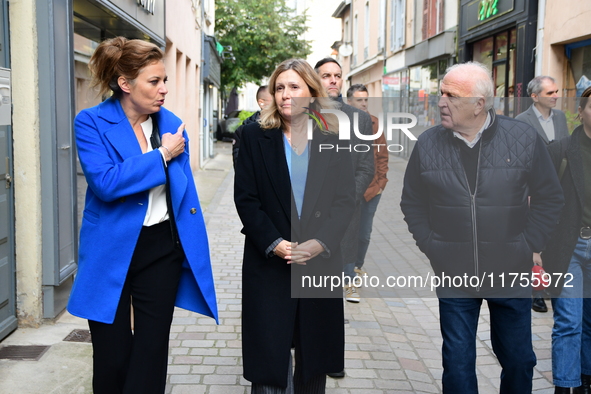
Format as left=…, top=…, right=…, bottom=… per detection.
left=286, top=135, right=300, bottom=154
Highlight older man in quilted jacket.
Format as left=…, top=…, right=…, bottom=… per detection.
left=401, top=62, right=564, bottom=393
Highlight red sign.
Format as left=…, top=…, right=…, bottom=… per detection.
left=383, top=76, right=400, bottom=85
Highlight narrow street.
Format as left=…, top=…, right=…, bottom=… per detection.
left=0, top=142, right=556, bottom=393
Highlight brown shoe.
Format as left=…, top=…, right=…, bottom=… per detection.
left=344, top=285, right=360, bottom=303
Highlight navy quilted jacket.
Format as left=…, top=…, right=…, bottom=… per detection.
left=401, top=111, right=564, bottom=295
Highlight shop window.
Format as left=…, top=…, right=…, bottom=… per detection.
left=569, top=44, right=591, bottom=97
left=409, top=62, right=440, bottom=128
left=422, top=0, right=444, bottom=41
left=390, top=0, right=405, bottom=51
left=473, top=37, right=493, bottom=71
left=364, top=2, right=370, bottom=59
left=378, top=0, right=385, bottom=50
left=471, top=28, right=517, bottom=116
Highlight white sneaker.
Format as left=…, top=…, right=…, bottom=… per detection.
left=344, top=285, right=360, bottom=303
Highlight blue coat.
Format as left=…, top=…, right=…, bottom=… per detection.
left=67, top=97, right=218, bottom=324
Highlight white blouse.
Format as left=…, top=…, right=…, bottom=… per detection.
left=140, top=117, right=169, bottom=226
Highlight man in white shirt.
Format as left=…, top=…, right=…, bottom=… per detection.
left=515, top=76, right=569, bottom=144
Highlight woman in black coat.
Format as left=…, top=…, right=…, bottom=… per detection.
left=543, top=86, right=591, bottom=393
left=234, top=58, right=355, bottom=393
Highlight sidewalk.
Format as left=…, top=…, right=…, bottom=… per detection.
left=0, top=142, right=556, bottom=393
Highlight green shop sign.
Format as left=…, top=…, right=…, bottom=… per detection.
left=465, top=0, right=514, bottom=30
left=479, top=0, right=498, bottom=21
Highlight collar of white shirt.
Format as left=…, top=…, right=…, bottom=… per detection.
left=532, top=104, right=554, bottom=123
left=453, top=113, right=491, bottom=149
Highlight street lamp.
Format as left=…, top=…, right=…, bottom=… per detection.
left=221, top=45, right=236, bottom=62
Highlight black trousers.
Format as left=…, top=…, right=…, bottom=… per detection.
left=88, top=221, right=184, bottom=394
left=251, top=353, right=327, bottom=394
left=251, top=305, right=328, bottom=394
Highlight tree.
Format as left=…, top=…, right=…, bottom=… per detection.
left=215, top=0, right=311, bottom=92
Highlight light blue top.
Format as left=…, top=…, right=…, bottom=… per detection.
left=283, top=134, right=309, bottom=219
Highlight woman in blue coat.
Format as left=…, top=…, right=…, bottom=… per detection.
left=67, top=37, right=217, bottom=394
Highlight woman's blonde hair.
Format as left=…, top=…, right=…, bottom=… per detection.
left=89, top=37, right=164, bottom=98
left=259, top=58, right=338, bottom=134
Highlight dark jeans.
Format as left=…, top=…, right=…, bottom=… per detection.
left=355, top=193, right=382, bottom=269
left=439, top=297, right=536, bottom=394
left=88, top=221, right=184, bottom=394
left=551, top=236, right=591, bottom=387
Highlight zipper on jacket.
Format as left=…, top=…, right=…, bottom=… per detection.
left=459, top=142, right=482, bottom=292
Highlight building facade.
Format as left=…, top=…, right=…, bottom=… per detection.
left=388, top=0, right=457, bottom=134
left=457, top=0, right=538, bottom=116
left=200, top=0, right=220, bottom=166
left=333, top=0, right=387, bottom=97
left=537, top=0, right=591, bottom=108
left=331, top=0, right=458, bottom=157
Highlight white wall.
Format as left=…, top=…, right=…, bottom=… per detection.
left=165, top=0, right=203, bottom=171
left=10, top=0, right=44, bottom=326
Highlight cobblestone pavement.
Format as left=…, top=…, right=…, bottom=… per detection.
left=165, top=143, right=556, bottom=394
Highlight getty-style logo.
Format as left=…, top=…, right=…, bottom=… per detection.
left=303, top=107, right=328, bottom=132
left=305, top=109, right=418, bottom=153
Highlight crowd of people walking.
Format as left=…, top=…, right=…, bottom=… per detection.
left=66, top=35, right=590, bottom=394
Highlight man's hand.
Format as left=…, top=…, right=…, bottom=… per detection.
left=533, top=252, right=543, bottom=267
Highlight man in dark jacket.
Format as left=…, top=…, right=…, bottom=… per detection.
left=515, top=75, right=570, bottom=312
left=346, top=84, right=389, bottom=280
left=401, top=62, right=564, bottom=393
left=314, top=58, right=374, bottom=305
left=232, top=85, right=272, bottom=165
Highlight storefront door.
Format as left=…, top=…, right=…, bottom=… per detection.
left=0, top=0, right=17, bottom=342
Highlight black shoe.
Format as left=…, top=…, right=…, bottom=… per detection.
left=574, top=374, right=591, bottom=394
left=327, top=370, right=345, bottom=378
left=532, top=297, right=548, bottom=313
left=555, top=387, right=571, bottom=394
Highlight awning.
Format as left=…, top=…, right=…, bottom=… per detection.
left=73, top=0, right=165, bottom=47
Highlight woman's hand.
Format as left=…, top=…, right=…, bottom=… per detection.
left=290, top=240, right=324, bottom=265
left=160, top=123, right=186, bottom=161
left=273, top=240, right=292, bottom=260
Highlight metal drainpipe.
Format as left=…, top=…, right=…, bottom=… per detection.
left=535, top=0, right=546, bottom=76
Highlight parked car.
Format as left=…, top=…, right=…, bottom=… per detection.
left=216, top=110, right=244, bottom=142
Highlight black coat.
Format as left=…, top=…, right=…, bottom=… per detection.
left=337, top=102, right=374, bottom=201
left=337, top=102, right=375, bottom=264
left=544, top=126, right=587, bottom=295
left=234, top=122, right=355, bottom=387
left=232, top=111, right=260, bottom=165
